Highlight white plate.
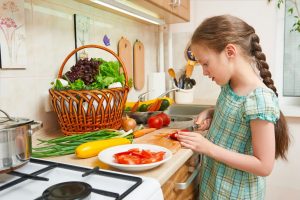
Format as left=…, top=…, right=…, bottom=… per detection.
left=98, top=144, right=172, bottom=172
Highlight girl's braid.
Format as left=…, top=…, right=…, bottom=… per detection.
left=250, top=33, right=278, bottom=96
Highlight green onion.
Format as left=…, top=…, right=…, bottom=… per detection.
left=32, top=129, right=132, bottom=158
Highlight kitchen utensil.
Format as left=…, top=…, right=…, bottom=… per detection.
left=118, top=37, right=133, bottom=80
left=98, top=144, right=172, bottom=172
left=184, top=78, right=195, bottom=89
left=178, top=74, right=186, bottom=89
left=185, top=64, right=194, bottom=78
left=184, top=63, right=194, bottom=89
left=168, top=68, right=178, bottom=87
left=190, top=78, right=196, bottom=86
left=184, top=124, right=200, bottom=131
left=0, top=109, right=42, bottom=173
left=133, top=40, right=145, bottom=90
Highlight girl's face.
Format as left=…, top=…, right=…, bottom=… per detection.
left=191, top=44, right=232, bottom=86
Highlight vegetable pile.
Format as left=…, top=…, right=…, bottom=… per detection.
left=147, top=112, right=170, bottom=129
left=52, top=58, right=128, bottom=90
left=32, top=129, right=133, bottom=158
left=114, top=148, right=165, bottom=165
left=125, top=97, right=173, bottom=112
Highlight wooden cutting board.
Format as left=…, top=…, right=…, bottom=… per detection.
left=134, top=128, right=181, bottom=154
left=118, top=37, right=133, bottom=80
left=133, top=40, right=145, bottom=90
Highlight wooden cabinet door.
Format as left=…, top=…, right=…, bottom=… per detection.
left=171, top=0, right=190, bottom=21
left=145, top=0, right=190, bottom=22
left=146, top=0, right=172, bottom=11
left=162, top=154, right=200, bottom=200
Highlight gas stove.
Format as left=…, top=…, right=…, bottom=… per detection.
left=0, top=158, right=163, bottom=200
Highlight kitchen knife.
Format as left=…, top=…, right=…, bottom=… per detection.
left=183, top=124, right=200, bottom=131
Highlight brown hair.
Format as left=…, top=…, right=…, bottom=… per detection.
left=191, top=15, right=290, bottom=160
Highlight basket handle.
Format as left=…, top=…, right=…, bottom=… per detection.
left=58, top=44, right=129, bottom=88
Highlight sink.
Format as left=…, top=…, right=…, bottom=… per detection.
left=165, top=104, right=212, bottom=117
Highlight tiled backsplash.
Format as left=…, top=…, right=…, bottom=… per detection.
left=0, top=0, right=159, bottom=131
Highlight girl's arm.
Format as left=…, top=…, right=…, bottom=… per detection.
left=178, top=119, right=275, bottom=176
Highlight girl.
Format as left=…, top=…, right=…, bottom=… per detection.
left=177, top=15, right=290, bottom=199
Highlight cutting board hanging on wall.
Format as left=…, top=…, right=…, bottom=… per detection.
left=133, top=40, right=145, bottom=91
left=118, top=37, right=133, bottom=80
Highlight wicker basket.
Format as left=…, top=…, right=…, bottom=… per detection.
left=49, top=44, right=129, bottom=135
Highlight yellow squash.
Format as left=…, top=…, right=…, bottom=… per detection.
left=125, top=97, right=174, bottom=110
left=75, top=138, right=131, bottom=158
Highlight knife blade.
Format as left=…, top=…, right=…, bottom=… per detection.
left=183, top=124, right=199, bottom=131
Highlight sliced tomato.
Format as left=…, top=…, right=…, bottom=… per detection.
left=114, top=154, right=141, bottom=165
left=141, top=150, right=152, bottom=158
left=152, top=151, right=165, bottom=161
left=127, top=148, right=140, bottom=153
left=114, top=151, right=131, bottom=157
left=114, top=149, right=166, bottom=165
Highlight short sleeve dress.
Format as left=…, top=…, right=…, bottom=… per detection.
left=199, top=83, right=280, bottom=200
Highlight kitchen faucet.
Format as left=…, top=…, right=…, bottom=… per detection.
left=138, top=88, right=179, bottom=101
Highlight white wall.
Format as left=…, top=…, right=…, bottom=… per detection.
left=169, top=0, right=300, bottom=199
left=0, top=0, right=159, bottom=132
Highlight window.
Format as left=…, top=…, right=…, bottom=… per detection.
left=283, top=0, right=300, bottom=97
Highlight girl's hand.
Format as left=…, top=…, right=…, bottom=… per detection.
left=177, top=131, right=212, bottom=154
left=195, top=108, right=214, bottom=131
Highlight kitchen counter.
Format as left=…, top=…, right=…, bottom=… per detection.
left=32, top=129, right=194, bottom=186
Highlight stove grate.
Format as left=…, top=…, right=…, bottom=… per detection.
left=0, top=158, right=143, bottom=200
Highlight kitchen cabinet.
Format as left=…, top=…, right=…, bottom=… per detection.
left=133, top=0, right=190, bottom=24
left=77, top=0, right=190, bottom=24
left=162, top=153, right=200, bottom=200
left=147, top=0, right=190, bottom=22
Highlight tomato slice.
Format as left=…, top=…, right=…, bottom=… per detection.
left=169, top=131, right=178, bottom=140
left=127, top=148, right=140, bottom=153
left=152, top=151, right=165, bottom=161
left=141, top=150, right=152, bottom=158
left=114, top=154, right=141, bottom=165
left=114, top=149, right=166, bottom=165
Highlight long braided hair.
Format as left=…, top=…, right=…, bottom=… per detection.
left=191, top=15, right=290, bottom=159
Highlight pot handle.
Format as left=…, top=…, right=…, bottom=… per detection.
left=30, top=121, right=43, bottom=133
left=0, top=109, right=14, bottom=122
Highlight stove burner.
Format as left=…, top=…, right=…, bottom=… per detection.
left=42, top=181, right=92, bottom=200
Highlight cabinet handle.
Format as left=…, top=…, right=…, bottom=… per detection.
left=174, top=162, right=201, bottom=190
left=169, top=0, right=181, bottom=8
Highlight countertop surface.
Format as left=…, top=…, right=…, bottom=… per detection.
left=32, top=128, right=195, bottom=186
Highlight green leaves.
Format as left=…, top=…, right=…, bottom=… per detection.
left=52, top=58, right=127, bottom=90
left=69, top=79, right=86, bottom=90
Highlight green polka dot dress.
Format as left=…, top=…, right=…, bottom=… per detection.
left=199, top=84, right=280, bottom=200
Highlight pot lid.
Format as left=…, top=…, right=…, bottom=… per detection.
left=0, top=110, right=33, bottom=129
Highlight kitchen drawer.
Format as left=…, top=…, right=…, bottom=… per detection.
left=162, top=154, right=200, bottom=200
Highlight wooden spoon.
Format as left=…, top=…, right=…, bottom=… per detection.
left=185, top=64, right=194, bottom=78
left=168, top=68, right=178, bottom=87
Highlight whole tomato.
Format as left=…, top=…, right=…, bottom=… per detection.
left=156, top=113, right=171, bottom=126
left=147, top=115, right=163, bottom=129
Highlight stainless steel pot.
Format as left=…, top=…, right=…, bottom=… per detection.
left=0, top=109, right=42, bottom=173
